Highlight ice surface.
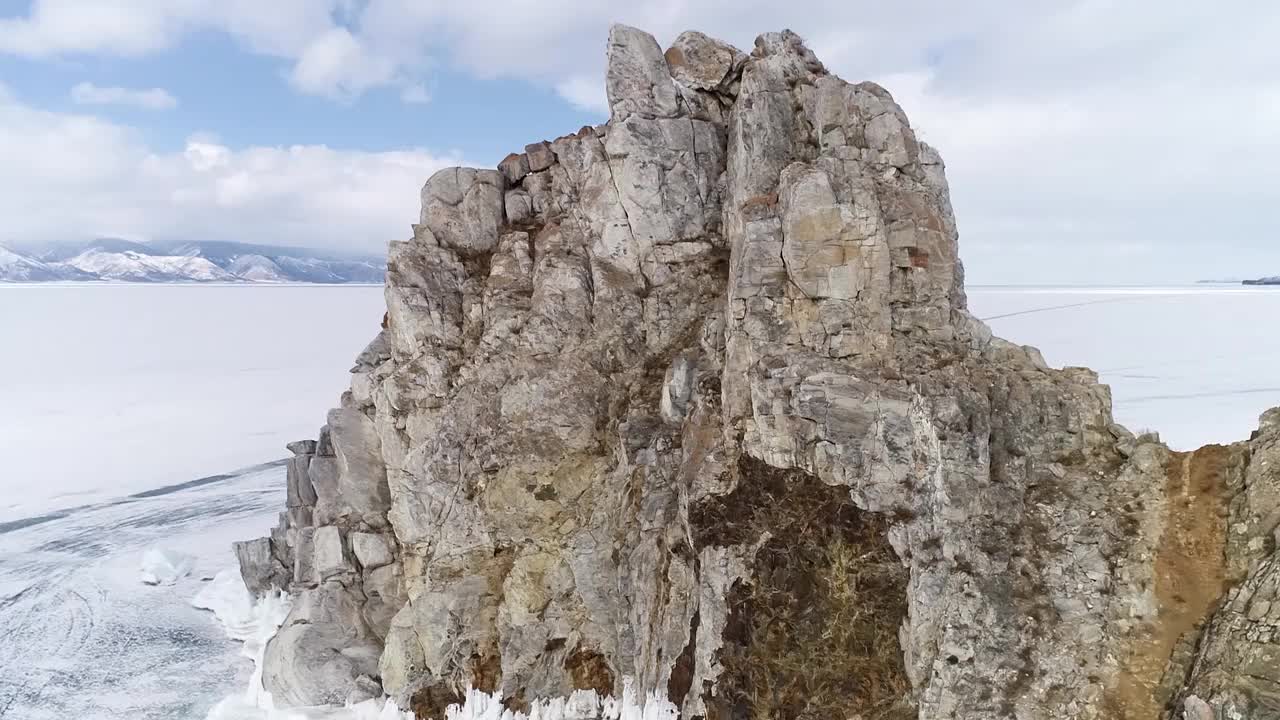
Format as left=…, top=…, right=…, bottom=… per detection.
left=197, top=570, right=294, bottom=720
left=140, top=547, right=197, bottom=585
left=194, top=571, right=673, bottom=720
left=0, top=464, right=285, bottom=719
left=196, top=562, right=413, bottom=720
left=968, top=285, right=1280, bottom=449
left=0, top=284, right=386, bottom=523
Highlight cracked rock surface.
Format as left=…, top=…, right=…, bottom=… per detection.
left=236, top=24, right=1280, bottom=720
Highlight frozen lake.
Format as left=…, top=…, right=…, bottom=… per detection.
left=0, top=284, right=387, bottom=523
left=968, top=285, right=1280, bottom=449
left=0, top=464, right=284, bottom=720
left=0, top=284, right=385, bottom=720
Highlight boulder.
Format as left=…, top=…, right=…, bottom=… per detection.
left=313, top=525, right=352, bottom=579
left=351, top=532, right=395, bottom=569
left=606, top=24, right=679, bottom=121
left=664, top=30, right=745, bottom=91
left=524, top=141, right=555, bottom=172
left=498, top=152, right=530, bottom=184
left=419, top=167, right=504, bottom=256
left=234, top=537, right=289, bottom=596
left=325, top=408, right=390, bottom=528
left=262, top=583, right=382, bottom=706
left=285, top=454, right=317, bottom=508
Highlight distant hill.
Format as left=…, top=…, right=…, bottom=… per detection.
left=0, top=239, right=385, bottom=284
left=1244, top=276, right=1280, bottom=286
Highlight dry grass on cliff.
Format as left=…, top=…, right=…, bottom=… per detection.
left=698, top=458, right=914, bottom=720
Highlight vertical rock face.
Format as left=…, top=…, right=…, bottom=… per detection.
left=239, top=25, right=1280, bottom=720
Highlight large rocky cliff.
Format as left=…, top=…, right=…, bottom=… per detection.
left=235, top=25, right=1280, bottom=720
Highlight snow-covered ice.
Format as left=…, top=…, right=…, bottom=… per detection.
left=967, top=285, right=1280, bottom=449
left=0, top=464, right=285, bottom=720
left=140, top=547, right=197, bottom=585
left=0, top=284, right=386, bottom=523
left=197, top=570, right=410, bottom=720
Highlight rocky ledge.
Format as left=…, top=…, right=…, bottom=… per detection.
left=236, top=25, right=1280, bottom=720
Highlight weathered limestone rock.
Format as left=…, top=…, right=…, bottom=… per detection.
left=524, top=142, right=555, bottom=172
left=664, top=30, right=745, bottom=92
left=239, top=23, right=1280, bottom=720
left=263, top=583, right=383, bottom=706
left=352, top=532, right=395, bottom=569
left=326, top=408, right=390, bottom=529
left=285, top=454, right=316, bottom=508
left=606, top=25, right=679, bottom=120
left=419, top=167, right=504, bottom=256
left=313, top=525, right=352, bottom=580
left=233, top=537, right=289, bottom=596
left=498, top=152, right=530, bottom=185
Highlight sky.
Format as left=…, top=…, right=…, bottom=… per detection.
left=1, top=1, right=1277, bottom=284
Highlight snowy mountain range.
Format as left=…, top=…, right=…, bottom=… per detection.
left=0, top=239, right=385, bottom=284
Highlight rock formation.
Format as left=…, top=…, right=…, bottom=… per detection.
left=235, top=25, right=1280, bottom=720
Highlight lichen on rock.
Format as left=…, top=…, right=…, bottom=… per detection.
left=235, top=23, right=1280, bottom=720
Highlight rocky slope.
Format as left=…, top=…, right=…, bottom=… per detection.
left=236, top=25, right=1280, bottom=720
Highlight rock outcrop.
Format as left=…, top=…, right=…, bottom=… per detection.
left=235, top=25, right=1280, bottom=720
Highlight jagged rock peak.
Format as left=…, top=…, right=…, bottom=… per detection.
left=235, top=24, right=1280, bottom=720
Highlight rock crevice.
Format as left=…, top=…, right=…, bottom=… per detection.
left=235, top=24, right=1280, bottom=720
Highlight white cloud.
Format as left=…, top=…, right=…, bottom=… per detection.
left=4, top=1, right=1280, bottom=280
left=399, top=83, right=430, bottom=105
left=70, top=82, right=177, bottom=110
left=0, top=91, right=461, bottom=252
left=0, top=0, right=187, bottom=56
left=554, top=75, right=608, bottom=116
left=288, top=26, right=396, bottom=100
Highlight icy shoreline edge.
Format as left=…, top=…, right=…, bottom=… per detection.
left=193, top=569, right=678, bottom=720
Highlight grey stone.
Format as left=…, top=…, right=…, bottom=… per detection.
left=524, top=141, right=555, bottom=172
left=285, top=454, right=316, bottom=508
left=307, top=455, right=340, bottom=524
left=313, top=525, right=352, bottom=579
left=664, top=30, right=745, bottom=92
left=262, top=584, right=381, bottom=706
left=346, top=675, right=383, bottom=706
left=316, top=425, right=334, bottom=457
left=233, top=537, right=289, bottom=596
left=361, top=563, right=404, bottom=640
left=505, top=190, right=533, bottom=225
left=286, top=439, right=316, bottom=456
left=291, top=527, right=316, bottom=587
left=419, top=167, right=504, bottom=256
left=606, top=25, right=679, bottom=121
left=351, top=331, right=390, bottom=372
left=499, top=152, right=530, bottom=184
left=325, top=408, right=390, bottom=528
left=351, top=532, right=394, bottom=569
left=1183, top=696, right=1215, bottom=720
